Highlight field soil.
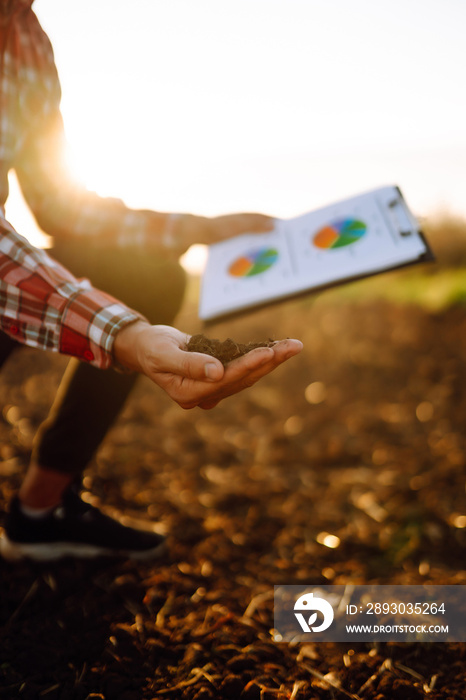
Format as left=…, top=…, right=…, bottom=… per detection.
left=0, top=294, right=465, bottom=699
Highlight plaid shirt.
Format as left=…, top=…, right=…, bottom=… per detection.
left=0, top=0, right=177, bottom=368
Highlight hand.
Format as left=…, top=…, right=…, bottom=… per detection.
left=175, top=212, right=275, bottom=251
left=113, top=322, right=302, bottom=409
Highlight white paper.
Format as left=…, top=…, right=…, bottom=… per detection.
left=199, top=185, right=431, bottom=322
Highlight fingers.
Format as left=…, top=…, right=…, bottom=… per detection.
left=224, top=338, right=302, bottom=384
left=167, top=346, right=225, bottom=382
left=225, top=339, right=302, bottom=380
left=194, top=339, right=303, bottom=409
left=147, top=331, right=303, bottom=410
left=141, top=326, right=225, bottom=383
left=270, top=338, right=304, bottom=362
left=175, top=347, right=275, bottom=408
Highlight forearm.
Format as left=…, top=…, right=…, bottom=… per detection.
left=16, top=122, right=274, bottom=255
left=0, top=217, right=144, bottom=368
left=16, top=114, right=274, bottom=255
left=15, top=112, right=179, bottom=251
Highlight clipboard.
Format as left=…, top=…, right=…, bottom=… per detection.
left=199, top=185, right=434, bottom=323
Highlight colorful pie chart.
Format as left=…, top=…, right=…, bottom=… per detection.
left=313, top=218, right=367, bottom=250
left=228, top=247, right=279, bottom=277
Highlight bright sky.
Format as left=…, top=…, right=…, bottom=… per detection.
left=7, top=0, right=466, bottom=267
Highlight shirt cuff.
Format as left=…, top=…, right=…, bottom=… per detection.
left=58, top=287, right=146, bottom=370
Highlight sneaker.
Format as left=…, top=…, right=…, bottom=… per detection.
left=0, top=488, right=167, bottom=562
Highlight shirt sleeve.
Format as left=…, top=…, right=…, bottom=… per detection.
left=14, top=109, right=183, bottom=254
left=0, top=217, right=145, bottom=369
left=7, top=6, right=185, bottom=254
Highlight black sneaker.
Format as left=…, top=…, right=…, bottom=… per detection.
left=0, top=488, right=167, bottom=562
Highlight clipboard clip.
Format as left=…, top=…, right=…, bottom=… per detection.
left=388, top=197, right=415, bottom=237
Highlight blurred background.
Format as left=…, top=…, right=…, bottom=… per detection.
left=8, top=0, right=466, bottom=275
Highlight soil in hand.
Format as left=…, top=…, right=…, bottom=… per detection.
left=187, top=333, right=275, bottom=365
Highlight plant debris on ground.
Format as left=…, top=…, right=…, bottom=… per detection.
left=0, top=293, right=465, bottom=699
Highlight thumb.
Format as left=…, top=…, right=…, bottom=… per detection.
left=164, top=347, right=225, bottom=382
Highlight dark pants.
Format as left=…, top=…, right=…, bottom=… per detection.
left=0, top=240, right=186, bottom=475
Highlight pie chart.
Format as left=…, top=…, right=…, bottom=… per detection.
left=313, top=218, right=367, bottom=250
left=228, top=247, right=279, bottom=277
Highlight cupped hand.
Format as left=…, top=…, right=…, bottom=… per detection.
left=113, top=322, right=302, bottom=409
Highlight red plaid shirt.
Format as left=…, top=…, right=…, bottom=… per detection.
left=0, top=0, right=177, bottom=368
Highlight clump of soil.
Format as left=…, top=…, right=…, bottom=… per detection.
left=187, top=333, right=275, bottom=365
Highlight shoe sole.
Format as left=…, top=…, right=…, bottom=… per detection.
left=0, top=533, right=167, bottom=562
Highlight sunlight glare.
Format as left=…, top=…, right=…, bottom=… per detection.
left=8, top=0, right=466, bottom=259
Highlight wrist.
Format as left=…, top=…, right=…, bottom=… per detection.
left=113, top=320, right=151, bottom=372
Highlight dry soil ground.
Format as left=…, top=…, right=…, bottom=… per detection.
left=0, top=290, right=465, bottom=699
